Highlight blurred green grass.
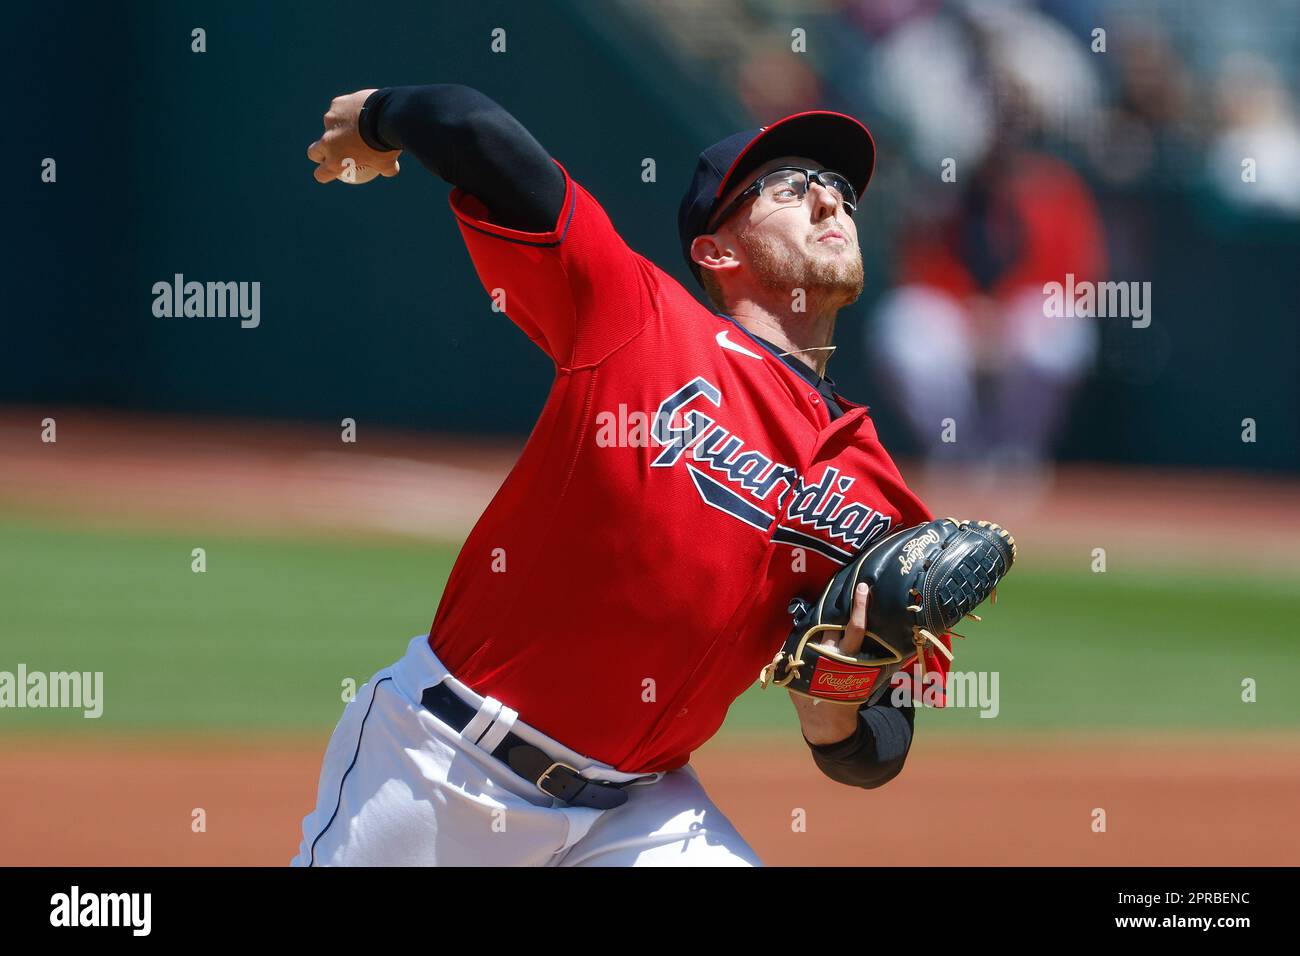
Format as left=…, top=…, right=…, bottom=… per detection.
left=729, top=561, right=1300, bottom=735
left=1, top=515, right=1296, bottom=735
left=0, top=517, right=453, bottom=733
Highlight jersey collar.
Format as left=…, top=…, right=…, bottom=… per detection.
left=714, top=313, right=866, bottom=414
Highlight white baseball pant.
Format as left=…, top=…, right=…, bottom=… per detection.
left=291, top=634, right=761, bottom=867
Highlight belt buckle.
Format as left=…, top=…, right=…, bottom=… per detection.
left=536, top=760, right=581, bottom=799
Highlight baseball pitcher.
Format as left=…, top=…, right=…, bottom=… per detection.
left=294, top=84, right=1013, bottom=866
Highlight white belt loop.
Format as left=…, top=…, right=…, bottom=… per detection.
left=461, top=696, right=502, bottom=745
left=477, top=704, right=518, bottom=753
left=419, top=640, right=661, bottom=787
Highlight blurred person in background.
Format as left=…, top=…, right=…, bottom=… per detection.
left=1208, top=53, right=1300, bottom=216
left=736, top=45, right=824, bottom=120
left=866, top=5, right=1107, bottom=475
left=1088, top=15, right=1199, bottom=186
left=870, top=125, right=1106, bottom=472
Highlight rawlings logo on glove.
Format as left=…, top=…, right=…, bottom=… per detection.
left=898, top=529, right=941, bottom=574
left=759, top=518, right=1016, bottom=706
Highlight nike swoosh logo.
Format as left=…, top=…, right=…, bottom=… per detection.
left=716, top=329, right=764, bottom=361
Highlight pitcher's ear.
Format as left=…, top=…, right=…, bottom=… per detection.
left=691, top=233, right=737, bottom=272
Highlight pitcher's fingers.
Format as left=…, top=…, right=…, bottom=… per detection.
left=379, top=157, right=401, bottom=177
left=839, top=583, right=870, bottom=656
left=307, top=141, right=327, bottom=164
left=313, top=164, right=339, bottom=184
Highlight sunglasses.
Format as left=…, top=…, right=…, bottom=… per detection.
left=708, top=166, right=858, bottom=232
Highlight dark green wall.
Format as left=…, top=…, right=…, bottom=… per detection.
left=5, top=0, right=703, bottom=434
left=5, top=1, right=1297, bottom=471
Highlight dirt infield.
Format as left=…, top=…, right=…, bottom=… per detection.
left=2, top=734, right=1295, bottom=866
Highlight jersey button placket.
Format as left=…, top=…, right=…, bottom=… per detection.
left=812, top=407, right=867, bottom=452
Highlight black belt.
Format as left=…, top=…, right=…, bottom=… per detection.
left=421, top=682, right=634, bottom=810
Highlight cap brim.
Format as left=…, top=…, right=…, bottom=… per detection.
left=711, top=111, right=876, bottom=223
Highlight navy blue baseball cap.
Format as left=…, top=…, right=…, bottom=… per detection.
left=677, top=110, right=877, bottom=289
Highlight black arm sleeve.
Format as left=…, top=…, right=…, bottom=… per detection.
left=802, top=699, right=914, bottom=789
left=357, top=84, right=566, bottom=233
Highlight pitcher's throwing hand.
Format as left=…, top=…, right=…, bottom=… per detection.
left=306, top=89, right=402, bottom=184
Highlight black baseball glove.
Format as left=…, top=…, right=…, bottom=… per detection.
left=759, top=518, right=1016, bottom=706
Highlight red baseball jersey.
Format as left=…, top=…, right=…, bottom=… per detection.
left=430, top=160, right=945, bottom=773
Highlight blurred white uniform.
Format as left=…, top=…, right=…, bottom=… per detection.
left=871, top=285, right=1098, bottom=463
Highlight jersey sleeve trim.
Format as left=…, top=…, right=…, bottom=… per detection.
left=448, top=159, right=576, bottom=248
